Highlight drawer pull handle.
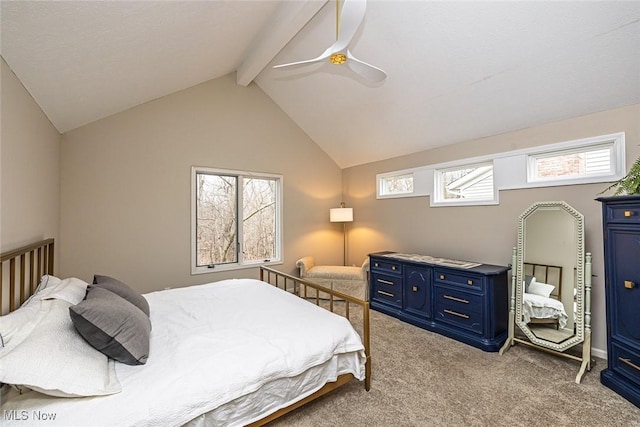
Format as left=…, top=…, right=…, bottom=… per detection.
left=374, top=263, right=379, bottom=267
left=444, top=294, right=469, bottom=304
left=467, top=280, right=473, bottom=285
left=378, top=290, right=395, bottom=297
left=391, top=266, right=397, bottom=270
left=619, top=357, right=640, bottom=371
left=377, top=279, right=394, bottom=285
left=440, top=274, right=445, bottom=280
left=412, top=286, right=418, bottom=292
left=444, top=309, right=469, bottom=319
left=624, top=280, right=636, bottom=289
left=624, top=210, right=634, bottom=217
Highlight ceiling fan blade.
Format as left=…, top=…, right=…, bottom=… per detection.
left=273, top=44, right=335, bottom=69
left=333, top=0, right=367, bottom=53
left=346, top=50, right=387, bottom=83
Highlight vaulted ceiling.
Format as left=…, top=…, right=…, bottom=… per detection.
left=2, top=1, right=639, bottom=168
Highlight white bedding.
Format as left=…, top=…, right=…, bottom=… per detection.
left=1, top=278, right=366, bottom=427
left=522, top=292, right=568, bottom=329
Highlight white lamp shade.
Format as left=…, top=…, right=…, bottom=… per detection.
left=330, top=207, right=353, bottom=222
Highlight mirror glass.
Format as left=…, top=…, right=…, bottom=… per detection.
left=515, top=201, right=585, bottom=352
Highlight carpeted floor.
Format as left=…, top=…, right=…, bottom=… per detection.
left=270, top=308, right=640, bottom=427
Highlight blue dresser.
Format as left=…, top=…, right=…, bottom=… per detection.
left=598, top=195, right=640, bottom=408
left=369, top=252, right=509, bottom=352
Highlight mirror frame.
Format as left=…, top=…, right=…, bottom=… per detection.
left=514, top=201, right=585, bottom=352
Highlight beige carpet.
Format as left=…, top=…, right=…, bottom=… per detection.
left=270, top=309, right=640, bottom=427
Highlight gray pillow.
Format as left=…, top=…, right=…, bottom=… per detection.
left=93, top=275, right=150, bottom=317
left=69, top=286, right=151, bottom=365
left=524, top=275, right=534, bottom=293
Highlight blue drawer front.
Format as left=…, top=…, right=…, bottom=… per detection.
left=434, top=269, right=483, bottom=292
left=371, top=259, right=402, bottom=275
left=371, top=273, right=402, bottom=307
left=604, top=203, right=640, bottom=224
left=611, top=343, right=640, bottom=388
left=434, top=286, right=483, bottom=334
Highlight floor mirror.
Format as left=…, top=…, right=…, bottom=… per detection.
left=500, top=201, right=593, bottom=383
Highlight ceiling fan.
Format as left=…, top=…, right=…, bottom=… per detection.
left=273, top=0, right=387, bottom=83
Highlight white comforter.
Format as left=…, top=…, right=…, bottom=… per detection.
left=1, top=279, right=366, bottom=427
left=522, top=292, right=568, bottom=329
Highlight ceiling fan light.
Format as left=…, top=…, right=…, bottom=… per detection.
left=330, top=53, right=347, bottom=64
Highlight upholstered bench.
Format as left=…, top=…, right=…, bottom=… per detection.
left=296, top=256, right=370, bottom=301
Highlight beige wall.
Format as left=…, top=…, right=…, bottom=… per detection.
left=5, top=52, right=639, bottom=358
left=60, top=73, right=344, bottom=293
left=0, top=57, right=60, bottom=256
left=342, top=103, right=640, bottom=357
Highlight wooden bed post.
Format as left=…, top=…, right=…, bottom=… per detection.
left=48, top=240, right=55, bottom=275
left=9, top=257, right=16, bottom=312
left=0, top=261, right=3, bottom=313
left=363, top=301, right=371, bottom=391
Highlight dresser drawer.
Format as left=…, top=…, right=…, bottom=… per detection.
left=434, top=286, right=483, bottom=334
left=371, top=273, right=402, bottom=307
left=603, top=203, right=640, bottom=224
left=611, top=343, right=640, bottom=387
left=434, top=269, right=483, bottom=292
left=371, top=258, right=402, bottom=275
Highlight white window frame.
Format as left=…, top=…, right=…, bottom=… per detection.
left=191, top=166, right=283, bottom=275
left=375, top=132, right=625, bottom=206
left=526, top=138, right=622, bottom=187
left=377, top=172, right=415, bottom=198
left=432, top=161, right=498, bottom=207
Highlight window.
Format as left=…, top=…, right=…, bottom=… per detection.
left=375, top=132, right=625, bottom=205
left=433, top=162, right=497, bottom=206
left=191, top=167, right=282, bottom=274
left=528, top=142, right=616, bottom=183
left=378, top=172, right=414, bottom=197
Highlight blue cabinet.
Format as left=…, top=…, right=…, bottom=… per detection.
left=404, top=266, right=431, bottom=319
left=598, top=195, right=640, bottom=408
left=370, top=252, right=509, bottom=352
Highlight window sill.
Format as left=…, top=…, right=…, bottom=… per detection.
left=191, top=260, right=283, bottom=276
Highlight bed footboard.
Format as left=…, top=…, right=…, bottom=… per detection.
left=259, top=266, right=371, bottom=392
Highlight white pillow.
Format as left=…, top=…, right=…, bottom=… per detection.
left=0, top=275, right=63, bottom=348
left=527, top=277, right=555, bottom=298
left=40, top=277, right=89, bottom=305
left=0, top=276, right=89, bottom=349
left=21, top=275, right=62, bottom=306
left=0, top=299, right=47, bottom=348
left=0, top=299, right=121, bottom=397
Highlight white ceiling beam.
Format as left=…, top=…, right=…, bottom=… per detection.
left=236, top=0, right=328, bottom=87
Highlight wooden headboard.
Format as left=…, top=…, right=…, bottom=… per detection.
left=524, top=262, right=563, bottom=300
left=0, top=238, right=54, bottom=315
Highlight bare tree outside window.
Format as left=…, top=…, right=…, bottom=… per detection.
left=194, top=169, right=281, bottom=271
left=379, top=173, right=414, bottom=196
left=242, top=178, right=276, bottom=262
left=196, top=173, right=237, bottom=266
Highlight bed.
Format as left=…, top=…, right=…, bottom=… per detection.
left=0, top=239, right=371, bottom=426
left=521, top=262, right=568, bottom=329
